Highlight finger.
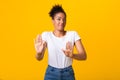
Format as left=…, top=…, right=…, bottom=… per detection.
left=65, top=50, right=70, bottom=54
left=37, top=34, right=42, bottom=43
left=43, top=40, right=46, bottom=48
left=68, top=41, right=73, bottom=50
left=68, top=42, right=72, bottom=50
left=66, top=41, right=71, bottom=49
left=66, top=42, right=69, bottom=49
left=39, top=35, right=43, bottom=44
left=42, top=40, right=45, bottom=44
left=62, top=49, right=69, bottom=56
left=65, top=51, right=69, bottom=56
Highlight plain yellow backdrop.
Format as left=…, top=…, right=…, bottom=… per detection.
left=0, top=0, right=120, bottom=80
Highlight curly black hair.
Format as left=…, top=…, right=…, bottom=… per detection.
left=49, top=4, right=66, bottom=19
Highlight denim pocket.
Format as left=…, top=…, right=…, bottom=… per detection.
left=69, top=68, right=74, bottom=75
left=45, top=66, right=55, bottom=74
left=45, top=66, right=51, bottom=74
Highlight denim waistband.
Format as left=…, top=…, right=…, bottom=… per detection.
left=48, top=65, right=72, bottom=72
left=45, top=65, right=75, bottom=80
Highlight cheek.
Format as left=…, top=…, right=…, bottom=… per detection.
left=53, top=21, right=58, bottom=28
left=54, top=20, right=59, bottom=26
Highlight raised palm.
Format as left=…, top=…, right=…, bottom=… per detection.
left=34, top=35, right=46, bottom=53
left=62, top=41, right=73, bottom=58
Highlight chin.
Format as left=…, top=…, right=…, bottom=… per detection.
left=56, top=28, right=63, bottom=31
left=59, top=27, right=65, bottom=30
left=59, top=29, right=65, bottom=32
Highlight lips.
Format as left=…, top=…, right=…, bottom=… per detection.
left=59, top=24, right=64, bottom=27
left=59, top=25, right=63, bottom=26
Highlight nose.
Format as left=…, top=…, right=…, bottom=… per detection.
left=60, top=20, right=63, bottom=24
left=60, top=19, right=65, bottom=24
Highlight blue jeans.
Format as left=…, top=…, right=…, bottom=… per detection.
left=44, top=65, right=75, bottom=80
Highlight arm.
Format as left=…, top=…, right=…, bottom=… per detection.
left=35, top=42, right=47, bottom=61
left=62, top=39, right=87, bottom=60
left=34, top=35, right=47, bottom=61
left=72, top=39, right=87, bottom=60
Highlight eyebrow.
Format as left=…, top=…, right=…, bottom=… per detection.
left=56, top=16, right=65, bottom=19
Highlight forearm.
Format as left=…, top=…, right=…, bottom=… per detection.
left=72, top=53, right=87, bottom=60
left=36, top=52, right=44, bottom=61
left=35, top=49, right=45, bottom=61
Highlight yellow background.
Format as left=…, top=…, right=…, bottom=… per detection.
left=0, top=0, right=120, bottom=80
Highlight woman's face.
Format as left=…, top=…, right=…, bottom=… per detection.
left=52, top=12, right=66, bottom=31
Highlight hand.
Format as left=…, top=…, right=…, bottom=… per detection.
left=62, top=41, right=73, bottom=58
left=34, top=35, right=46, bottom=54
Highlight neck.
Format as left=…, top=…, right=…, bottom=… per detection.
left=53, top=30, right=66, bottom=37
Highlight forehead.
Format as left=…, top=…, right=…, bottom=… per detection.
left=54, top=12, right=66, bottom=18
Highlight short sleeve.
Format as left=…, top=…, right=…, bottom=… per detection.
left=41, top=32, right=47, bottom=42
left=74, top=31, right=81, bottom=42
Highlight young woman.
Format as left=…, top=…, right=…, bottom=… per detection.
left=34, top=5, right=87, bottom=80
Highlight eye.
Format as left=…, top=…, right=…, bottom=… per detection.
left=57, top=18, right=61, bottom=21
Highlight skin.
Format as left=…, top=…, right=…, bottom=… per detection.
left=34, top=12, right=87, bottom=61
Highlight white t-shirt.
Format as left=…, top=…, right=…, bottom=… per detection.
left=41, top=31, right=81, bottom=68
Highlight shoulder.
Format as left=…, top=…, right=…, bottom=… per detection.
left=41, top=31, right=50, bottom=39
left=41, top=31, right=51, bottom=35
left=41, top=31, right=51, bottom=41
left=67, top=30, right=78, bottom=35
left=67, top=30, right=81, bottom=40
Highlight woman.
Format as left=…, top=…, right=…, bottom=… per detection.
left=34, top=5, right=87, bottom=80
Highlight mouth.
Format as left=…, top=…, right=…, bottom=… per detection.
left=59, top=24, right=64, bottom=27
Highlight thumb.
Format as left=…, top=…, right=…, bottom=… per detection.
left=42, top=40, right=47, bottom=48
left=42, top=40, right=45, bottom=44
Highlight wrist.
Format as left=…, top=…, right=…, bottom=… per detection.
left=70, top=53, right=74, bottom=58
left=37, top=52, right=42, bottom=55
